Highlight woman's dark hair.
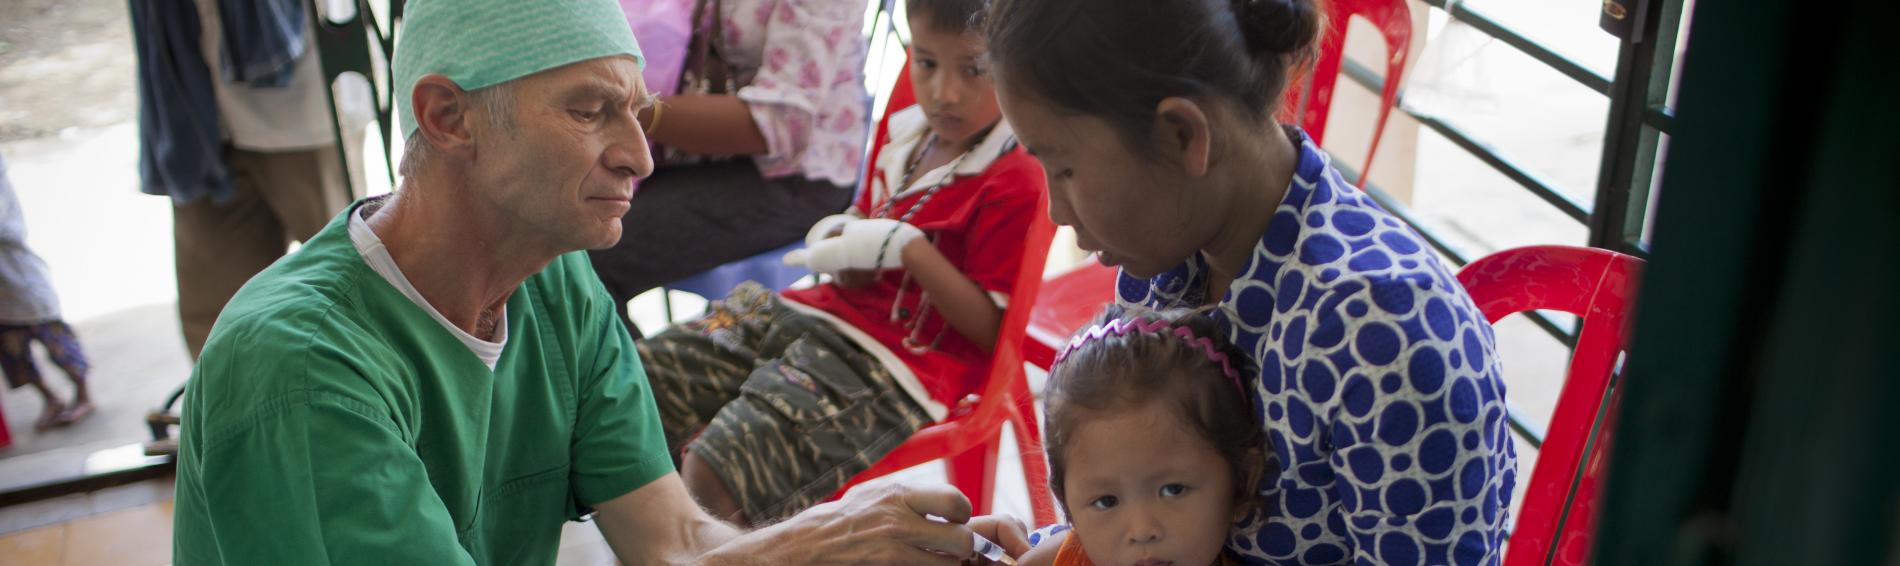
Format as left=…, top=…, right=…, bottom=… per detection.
left=985, top=0, right=1321, bottom=158
left=907, top=0, right=988, bottom=34
left=1043, top=305, right=1264, bottom=517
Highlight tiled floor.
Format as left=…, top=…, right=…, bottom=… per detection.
left=0, top=449, right=1009, bottom=566
left=0, top=399, right=1041, bottom=565
left=0, top=499, right=174, bottom=566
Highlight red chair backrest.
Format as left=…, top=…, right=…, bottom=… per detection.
left=1457, top=245, right=1643, bottom=566
left=1278, top=0, right=1413, bottom=186
left=1023, top=261, right=1120, bottom=369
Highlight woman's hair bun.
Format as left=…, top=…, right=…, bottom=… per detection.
left=1232, top=0, right=1321, bottom=58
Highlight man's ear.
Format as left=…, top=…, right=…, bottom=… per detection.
left=411, top=74, right=477, bottom=160
left=1152, top=96, right=1214, bottom=177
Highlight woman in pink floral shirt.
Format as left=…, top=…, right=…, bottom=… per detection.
left=591, top=0, right=873, bottom=336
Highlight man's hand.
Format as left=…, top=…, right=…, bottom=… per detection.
left=966, top=515, right=1031, bottom=565
left=594, top=474, right=1030, bottom=565
left=702, top=483, right=1017, bottom=565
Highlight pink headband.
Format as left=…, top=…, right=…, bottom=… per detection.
left=1053, top=318, right=1247, bottom=394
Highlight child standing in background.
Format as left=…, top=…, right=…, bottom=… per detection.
left=0, top=153, right=94, bottom=441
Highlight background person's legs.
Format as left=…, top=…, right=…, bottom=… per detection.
left=253, top=144, right=351, bottom=242
left=31, top=320, right=91, bottom=423
left=171, top=145, right=349, bottom=359
left=0, top=323, right=61, bottom=429
left=587, top=160, right=853, bottom=337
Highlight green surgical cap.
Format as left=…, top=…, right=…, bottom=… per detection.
left=393, top=0, right=645, bottom=137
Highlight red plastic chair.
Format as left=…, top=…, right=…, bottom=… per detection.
left=1277, top=0, right=1413, bottom=187
left=1023, top=0, right=1418, bottom=370
left=1456, top=245, right=1643, bottom=566
left=830, top=49, right=1060, bottom=528
left=1022, top=261, right=1118, bottom=370
left=0, top=401, right=11, bottom=448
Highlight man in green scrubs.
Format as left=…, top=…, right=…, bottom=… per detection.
left=169, top=1, right=1026, bottom=564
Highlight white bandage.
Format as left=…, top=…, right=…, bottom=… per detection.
left=782, top=218, right=924, bottom=273
left=804, top=214, right=860, bottom=247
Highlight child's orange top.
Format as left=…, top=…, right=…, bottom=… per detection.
left=1051, top=534, right=1094, bottom=566
left=1050, top=533, right=1243, bottom=566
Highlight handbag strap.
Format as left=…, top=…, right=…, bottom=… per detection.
left=683, top=0, right=731, bottom=94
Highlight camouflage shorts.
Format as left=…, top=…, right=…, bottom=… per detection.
left=637, top=282, right=931, bottom=522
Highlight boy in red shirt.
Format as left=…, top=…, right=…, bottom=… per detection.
left=636, top=0, right=1047, bottom=526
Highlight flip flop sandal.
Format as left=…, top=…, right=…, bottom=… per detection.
left=55, top=401, right=95, bottom=427
left=34, top=399, right=66, bottom=431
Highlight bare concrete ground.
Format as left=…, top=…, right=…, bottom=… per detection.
left=0, top=0, right=139, bottom=143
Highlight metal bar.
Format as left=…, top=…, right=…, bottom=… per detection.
left=1418, top=0, right=1613, bottom=95
left=1340, top=60, right=1593, bottom=224
left=1530, top=310, right=1579, bottom=348
left=360, top=0, right=397, bottom=187
left=1414, top=113, right=1592, bottom=224
left=1506, top=400, right=1548, bottom=448
left=1644, top=105, right=1676, bottom=134
left=1588, top=0, right=1675, bottom=251
left=0, top=452, right=175, bottom=508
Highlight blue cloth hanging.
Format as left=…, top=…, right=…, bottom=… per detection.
left=215, top=0, right=307, bottom=88
left=129, top=0, right=232, bottom=205
left=130, top=0, right=311, bottom=204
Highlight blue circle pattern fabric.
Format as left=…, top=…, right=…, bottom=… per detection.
left=1115, top=129, right=1517, bottom=566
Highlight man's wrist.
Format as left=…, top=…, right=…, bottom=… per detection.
left=693, top=519, right=805, bottom=566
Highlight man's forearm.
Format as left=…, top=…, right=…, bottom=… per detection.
left=686, top=516, right=821, bottom=566
left=594, top=474, right=754, bottom=566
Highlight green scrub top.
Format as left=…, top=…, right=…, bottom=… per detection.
left=172, top=201, right=674, bottom=565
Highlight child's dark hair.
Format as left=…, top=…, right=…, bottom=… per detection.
left=985, top=0, right=1320, bottom=159
left=1043, top=305, right=1264, bottom=516
left=906, top=0, right=987, bottom=34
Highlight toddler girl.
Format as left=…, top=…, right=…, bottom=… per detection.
left=1023, top=306, right=1264, bottom=566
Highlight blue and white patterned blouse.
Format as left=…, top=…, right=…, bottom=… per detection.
left=1116, top=129, right=1517, bottom=565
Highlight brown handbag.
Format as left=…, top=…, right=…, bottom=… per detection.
left=660, top=0, right=744, bottom=166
